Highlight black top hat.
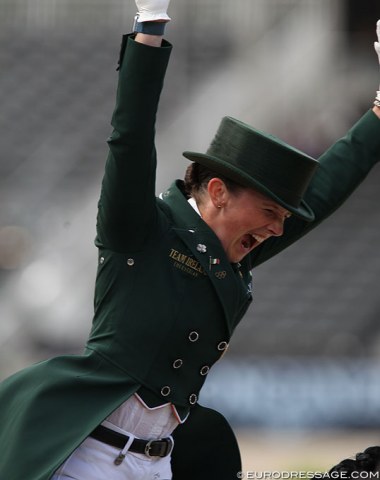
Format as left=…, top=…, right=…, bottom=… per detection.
left=183, top=116, right=319, bottom=222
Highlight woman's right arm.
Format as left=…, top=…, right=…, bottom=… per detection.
left=96, top=3, right=171, bottom=252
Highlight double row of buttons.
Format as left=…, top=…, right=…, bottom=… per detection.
left=160, top=385, right=198, bottom=405
left=172, top=358, right=210, bottom=376
left=189, top=330, right=229, bottom=352
left=159, top=332, right=229, bottom=405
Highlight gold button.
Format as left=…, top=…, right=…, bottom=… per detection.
left=173, top=359, right=183, bottom=369
left=188, top=331, right=199, bottom=342
left=217, top=341, right=228, bottom=351
left=161, top=386, right=171, bottom=397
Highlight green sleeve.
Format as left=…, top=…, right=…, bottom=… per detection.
left=96, top=35, right=172, bottom=252
left=251, top=109, right=380, bottom=267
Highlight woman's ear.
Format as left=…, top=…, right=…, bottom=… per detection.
left=207, top=178, right=229, bottom=209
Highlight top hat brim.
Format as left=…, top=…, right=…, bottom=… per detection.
left=183, top=151, right=315, bottom=222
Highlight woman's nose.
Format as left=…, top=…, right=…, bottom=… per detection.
left=267, top=218, right=284, bottom=237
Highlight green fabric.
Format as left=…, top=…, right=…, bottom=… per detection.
left=0, top=32, right=379, bottom=480
left=0, top=351, right=140, bottom=479
left=0, top=35, right=173, bottom=480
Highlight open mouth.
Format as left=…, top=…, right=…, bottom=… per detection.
left=241, top=234, right=265, bottom=251
left=241, top=234, right=256, bottom=250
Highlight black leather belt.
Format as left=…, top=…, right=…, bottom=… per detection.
left=89, top=425, right=173, bottom=462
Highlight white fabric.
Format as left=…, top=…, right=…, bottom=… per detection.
left=375, top=19, right=380, bottom=91
left=51, top=433, right=173, bottom=480
left=375, top=19, right=380, bottom=64
left=135, top=0, right=171, bottom=23
left=105, top=394, right=178, bottom=438
left=188, top=197, right=202, bottom=217
left=52, top=395, right=178, bottom=480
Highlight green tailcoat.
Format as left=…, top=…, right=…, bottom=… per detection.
left=0, top=35, right=379, bottom=480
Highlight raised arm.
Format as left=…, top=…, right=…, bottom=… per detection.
left=251, top=19, right=380, bottom=268
left=96, top=0, right=171, bottom=252
left=294, top=17, right=380, bottom=226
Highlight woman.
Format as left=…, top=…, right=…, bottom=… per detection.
left=1, top=2, right=380, bottom=479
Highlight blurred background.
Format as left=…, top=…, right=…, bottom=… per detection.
left=1, top=0, right=380, bottom=473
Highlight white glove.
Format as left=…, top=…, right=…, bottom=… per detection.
left=375, top=20, right=380, bottom=65
left=374, top=20, right=380, bottom=106
left=135, top=0, right=171, bottom=22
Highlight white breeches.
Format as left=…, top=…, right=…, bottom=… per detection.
left=52, top=395, right=179, bottom=480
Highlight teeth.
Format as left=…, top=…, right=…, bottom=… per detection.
left=241, top=234, right=266, bottom=251
left=252, top=234, right=265, bottom=244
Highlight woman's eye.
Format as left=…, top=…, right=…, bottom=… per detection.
left=264, top=208, right=291, bottom=221
left=264, top=209, right=275, bottom=216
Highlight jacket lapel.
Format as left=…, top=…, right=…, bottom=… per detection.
left=159, top=181, right=241, bottom=335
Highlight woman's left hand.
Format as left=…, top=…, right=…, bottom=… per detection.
left=373, top=20, right=380, bottom=117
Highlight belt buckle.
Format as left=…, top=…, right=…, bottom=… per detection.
left=144, top=437, right=173, bottom=458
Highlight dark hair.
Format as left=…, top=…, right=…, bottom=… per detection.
left=183, top=162, right=243, bottom=201
left=316, top=446, right=380, bottom=479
